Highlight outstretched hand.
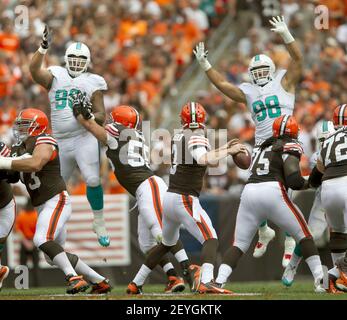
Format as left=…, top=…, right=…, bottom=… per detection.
left=41, top=24, right=51, bottom=50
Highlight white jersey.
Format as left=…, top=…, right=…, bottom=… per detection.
left=239, top=69, right=295, bottom=145
left=48, top=66, right=107, bottom=139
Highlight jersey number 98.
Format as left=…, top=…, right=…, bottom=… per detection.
left=55, top=89, right=82, bottom=110
left=252, top=95, right=280, bottom=122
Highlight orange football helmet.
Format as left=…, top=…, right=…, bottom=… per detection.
left=180, top=102, right=206, bottom=129
left=333, top=104, right=347, bottom=127
left=13, top=108, right=48, bottom=141
left=110, top=105, right=140, bottom=129
left=273, top=115, right=299, bottom=139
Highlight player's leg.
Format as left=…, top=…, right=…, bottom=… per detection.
left=321, top=180, right=347, bottom=292
left=271, top=184, right=324, bottom=292
left=55, top=222, right=111, bottom=294
left=56, top=137, right=78, bottom=184
left=137, top=212, right=185, bottom=293
left=136, top=176, right=187, bottom=289
left=216, top=185, right=262, bottom=287
left=282, top=188, right=326, bottom=286
left=33, top=192, right=89, bottom=294
left=0, top=199, right=16, bottom=288
left=127, top=192, right=180, bottom=294
left=75, top=132, right=109, bottom=247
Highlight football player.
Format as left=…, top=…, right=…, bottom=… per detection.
left=312, top=104, right=347, bottom=292
left=72, top=98, right=191, bottom=293
left=194, top=16, right=303, bottom=267
left=126, top=102, right=248, bottom=294
left=214, top=115, right=325, bottom=293
left=0, top=109, right=111, bottom=294
left=29, top=25, right=109, bottom=247
left=0, top=143, right=15, bottom=289
left=282, top=121, right=335, bottom=290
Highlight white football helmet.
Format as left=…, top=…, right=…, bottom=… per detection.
left=248, top=54, right=276, bottom=86
left=317, top=120, right=335, bottom=147
left=64, top=42, right=91, bottom=77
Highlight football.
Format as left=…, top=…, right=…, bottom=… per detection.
left=233, top=150, right=251, bottom=169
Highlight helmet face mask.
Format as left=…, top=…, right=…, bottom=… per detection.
left=64, top=42, right=91, bottom=77
left=248, top=54, right=275, bottom=86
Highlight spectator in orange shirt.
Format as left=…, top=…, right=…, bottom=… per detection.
left=0, top=19, right=20, bottom=58
left=15, top=199, right=39, bottom=287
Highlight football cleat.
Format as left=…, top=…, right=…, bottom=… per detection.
left=314, top=278, right=326, bottom=293
left=189, top=264, right=201, bottom=292
left=66, top=274, right=89, bottom=294
left=92, top=218, right=110, bottom=247
left=281, top=263, right=297, bottom=287
left=0, top=266, right=9, bottom=289
left=126, top=282, right=143, bottom=294
left=197, top=282, right=233, bottom=294
left=282, top=237, right=296, bottom=268
left=165, top=276, right=185, bottom=293
left=327, top=278, right=344, bottom=294
left=253, top=227, right=276, bottom=258
left=335, top=272, right=347, bottom=292
left=182, top=267, right=193, bottom=288
left=90, top=279, right=112, bottom=294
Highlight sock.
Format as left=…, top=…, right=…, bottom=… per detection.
left=163, top=262, right=174, bottom=274
left=75, top=259, right=105, bottom=284
left=201, top=263, right=214, bottom=284
left=87, top=185, right=104, bottom=216
left=328, top=266, right=340, bottom=279
left=133, top=264, right=152, bottom=286
left=259, top=221, right=267, bottom=232
left=216, top=264, right=232, bottom=284
left=293, top=244, right=302, bottom=257
left=288, top=252, right=302, bottom=269
left=331, top=252, right=345, bottom=265
left=52, top=252, right=77, bottom=276
left=174, top=249, right=188, bottom=263
left=305, top=255, right=323, bottom=281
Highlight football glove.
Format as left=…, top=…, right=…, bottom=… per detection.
left=193, top=42, right=211, bottom=72
left=71, top=92, right=94, bottom=120
left=39, top=25, right=51, bottom=53
left=269, top=16, right=294, bottom=44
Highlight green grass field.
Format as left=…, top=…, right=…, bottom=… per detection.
left=0, top=280, right=346, bottom=300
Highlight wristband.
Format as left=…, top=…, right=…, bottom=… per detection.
left=0, top=157, right=12, bottom=170
left=281, top=31, right=295, bottom=44
left=38, top=46, right=48, bottom=54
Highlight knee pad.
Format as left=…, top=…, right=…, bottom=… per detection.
left=330, top=232, right=347, bottom=252
left=86, top=176, right=101, bottom=188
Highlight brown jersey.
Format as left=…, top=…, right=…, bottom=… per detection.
left=11, top=134, right=66, bottom=206
left=105, top=123, right=153, bottom=197
left=0, top=180, right=13, bottom=209
left=320, top=128, right=347, bottom=181
left=248, top=137, right=303, bottom=188
left=168, top=129, right=210, bottom=197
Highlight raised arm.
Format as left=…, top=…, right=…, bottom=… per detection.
left=269, top=16, right=303, bottom=93
left=76, top=115, right=108, bottom=145
left=29, top=25, right=53, bottom=90
left=194, top=42, right=246, bottom=103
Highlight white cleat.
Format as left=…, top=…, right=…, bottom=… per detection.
left=282, top=263, right=297, bottom=287
left=253, top=227, right=276, bottom=258
left=0, top=266, right=9, bottom=289
left=282, top=237, right=296, bottom=268
left=92, top=218, right=110, bottom=247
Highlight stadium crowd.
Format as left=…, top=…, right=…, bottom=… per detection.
left=0, top=0, right=347, bottom=196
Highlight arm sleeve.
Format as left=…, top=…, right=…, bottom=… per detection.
left=308, top=166, right=323, bottom=188
left=283, top=154, right=306, bottom=190
left=105, top=124, right=119, bottom=150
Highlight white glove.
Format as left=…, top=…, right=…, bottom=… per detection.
left=193, top=42, right=212, bottom=72
left=269, top=16, right=294, bottom=44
